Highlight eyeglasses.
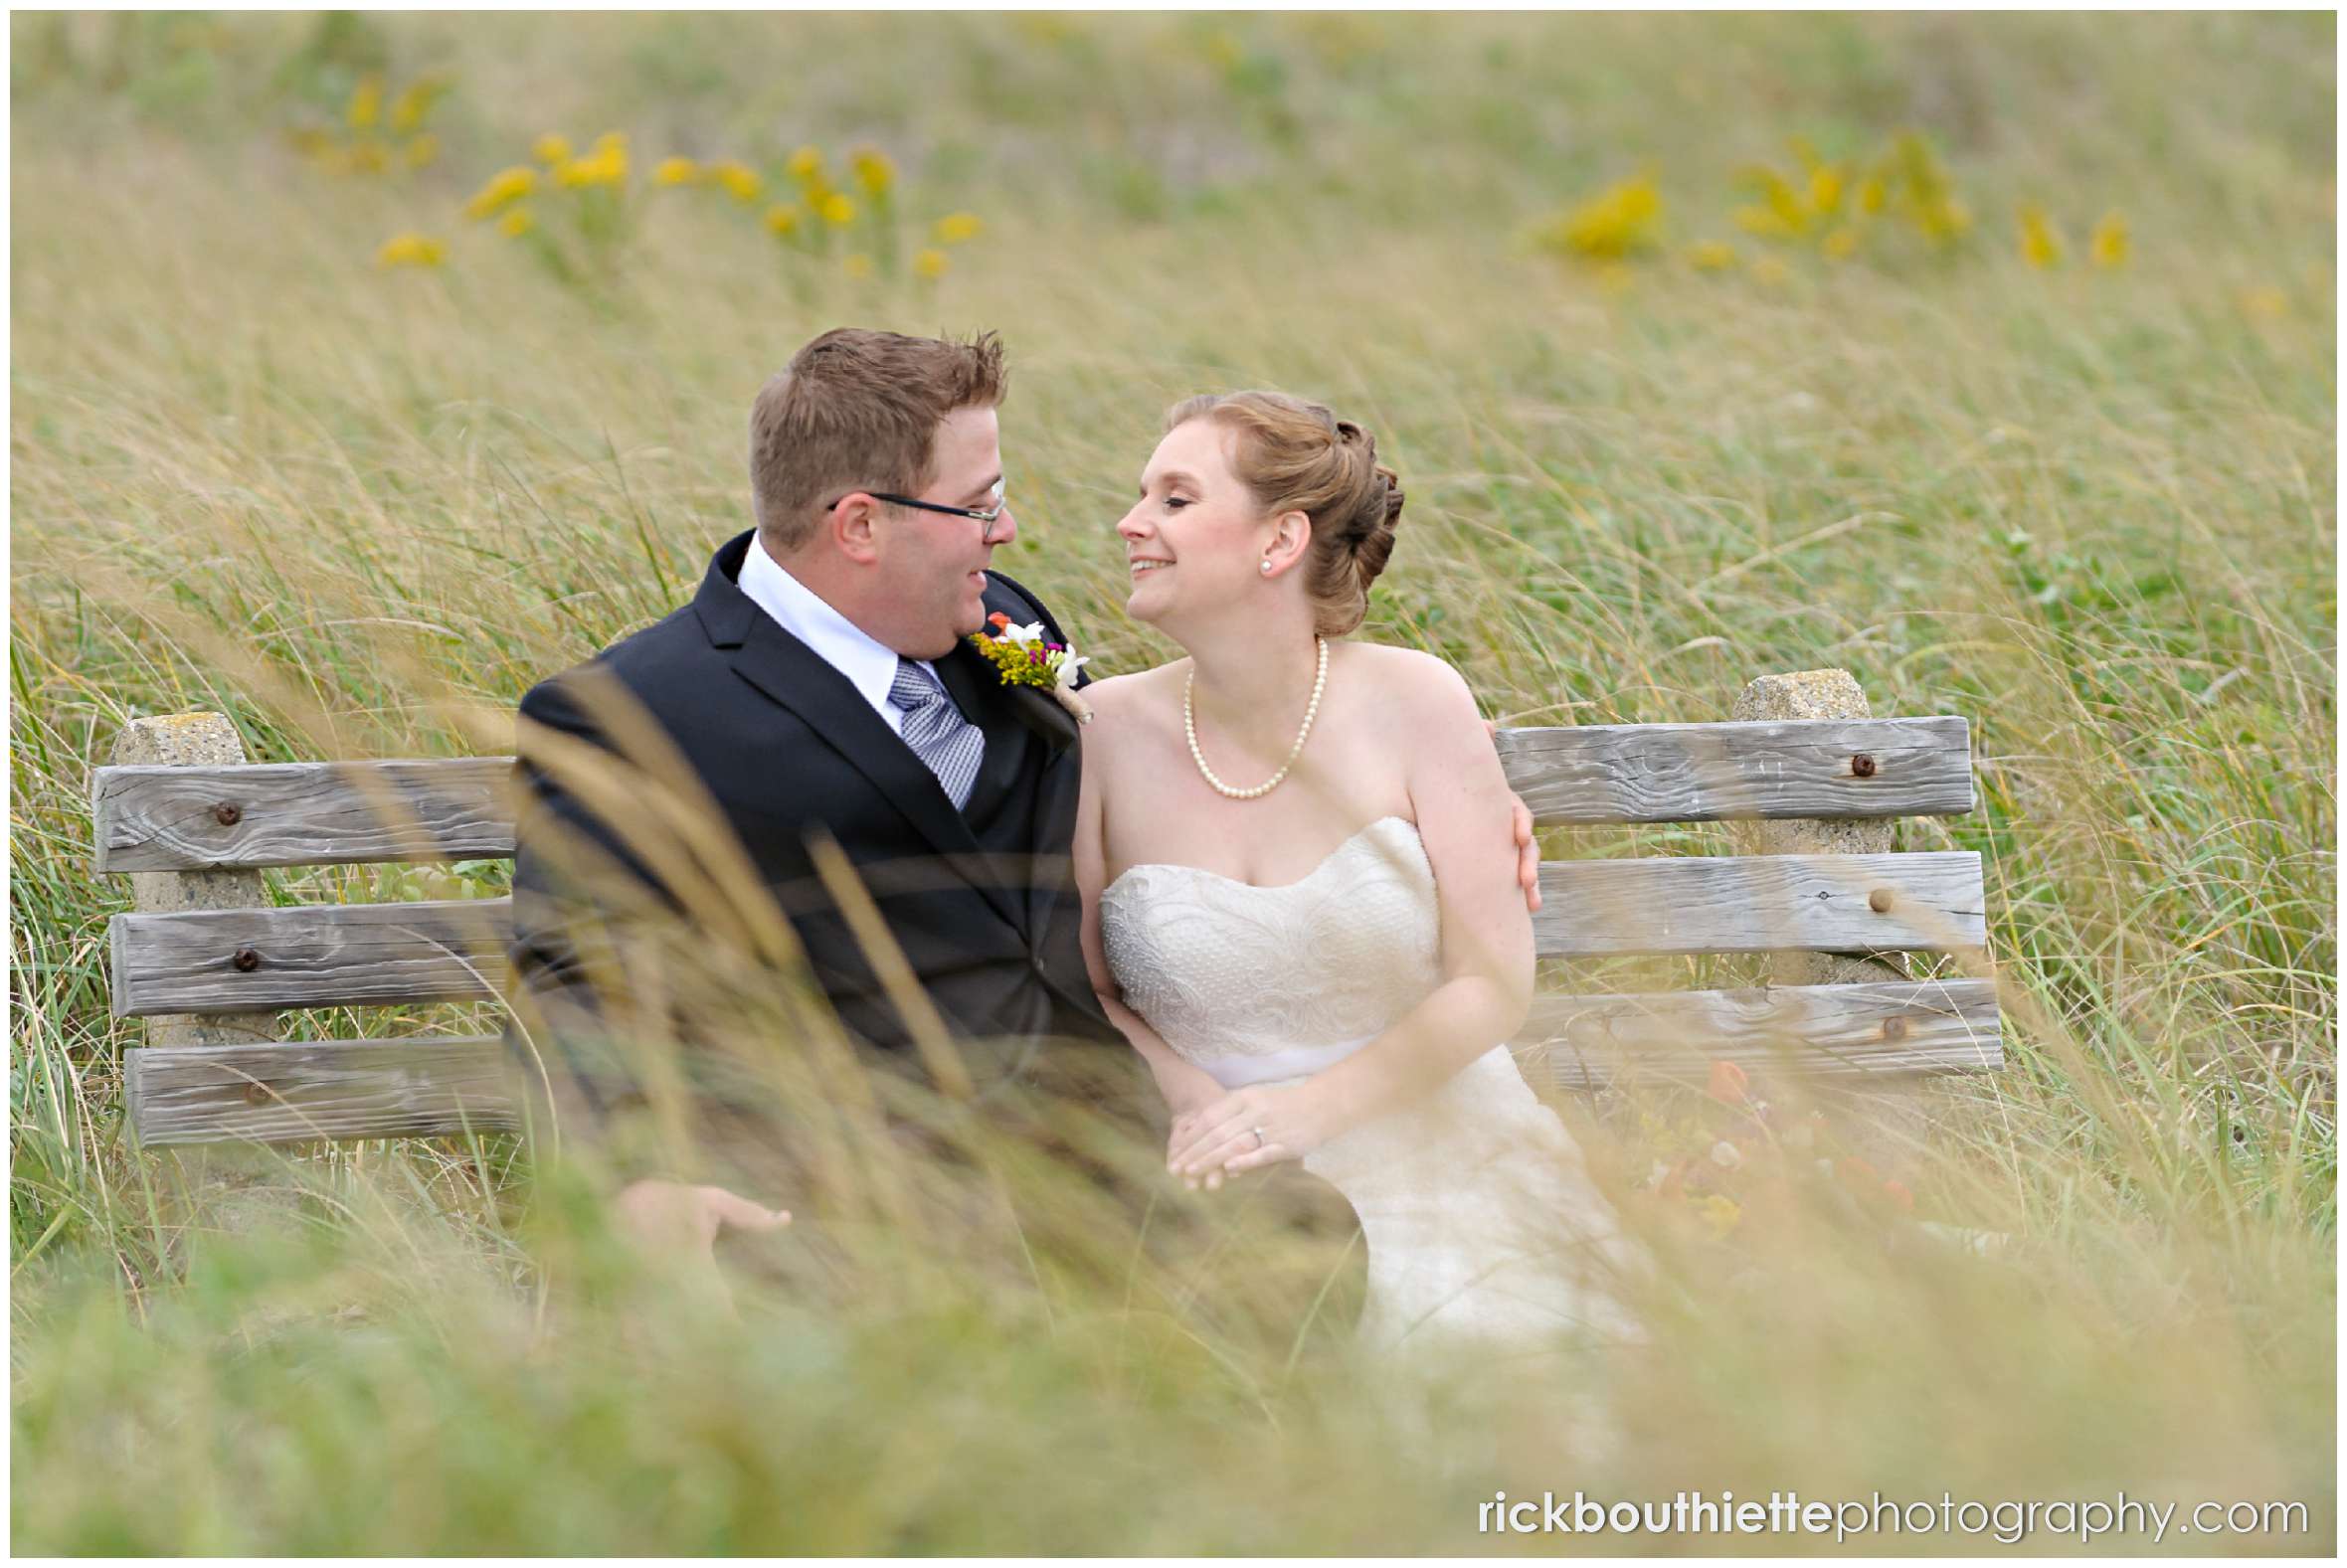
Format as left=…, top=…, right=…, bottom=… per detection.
left=831, top=477, right=1010, bottom=545
left=866, top=476, right=1007, bottom=526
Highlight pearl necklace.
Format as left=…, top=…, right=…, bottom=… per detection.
left=1184, top=636, right=1329, bottom=800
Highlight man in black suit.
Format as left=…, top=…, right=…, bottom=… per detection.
left=509, top=327, right=1137, bottom=1251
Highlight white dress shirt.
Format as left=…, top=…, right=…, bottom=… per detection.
left=735, top=529, right=949, bottom=738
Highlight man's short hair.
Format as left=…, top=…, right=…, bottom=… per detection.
left=748, top=327, right=1008, bottom=551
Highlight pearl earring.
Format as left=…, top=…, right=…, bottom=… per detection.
left=1260, top=559, right=1273, bottom=575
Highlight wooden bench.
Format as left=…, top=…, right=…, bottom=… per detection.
left=91, top=668, right=2000, bottom=1148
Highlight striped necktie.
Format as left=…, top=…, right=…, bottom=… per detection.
left=888, top=657, right=986, bottom=811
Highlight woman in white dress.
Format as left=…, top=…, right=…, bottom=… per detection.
left=1072, top=391, right=1647, bottom=1359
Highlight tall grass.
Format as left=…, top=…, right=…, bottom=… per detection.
left=11, top=12, right=2335, bottom=1553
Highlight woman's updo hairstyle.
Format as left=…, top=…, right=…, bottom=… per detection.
left=1164, top=390, right=1405, bottom=637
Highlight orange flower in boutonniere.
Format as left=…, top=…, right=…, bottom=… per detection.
left=971, top=612, right=1092, bottom=724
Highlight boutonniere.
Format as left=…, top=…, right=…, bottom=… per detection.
left=970, top=613, right=1093, bottom=725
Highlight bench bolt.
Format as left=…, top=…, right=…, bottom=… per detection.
left=1850, top=753, right=1877, bottom=778
left=214, top=801, right=243, bottom=826
left=1882, top=1016, right=1909, bottom=1041
left=243, top=1081, right=272, bottom=1106
left=232, top=945, right=262, bottom=972
left=1868, top=888, right=1895, bottom=913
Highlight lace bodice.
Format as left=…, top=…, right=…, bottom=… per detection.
left=1099, top=815, right=1441, bottom=1078
left=1098, top=811, right=1648, bottom=1359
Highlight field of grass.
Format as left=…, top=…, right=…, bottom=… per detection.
left=9, top=11, right=2336, bottom=1554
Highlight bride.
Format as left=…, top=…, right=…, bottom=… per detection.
left=1072, top=390, right=1647, bottom=1359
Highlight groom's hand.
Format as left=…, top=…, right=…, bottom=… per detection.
left=613, top=1178, right=793, bottom=1319
left=1484, top=719, right=1543, bottom=914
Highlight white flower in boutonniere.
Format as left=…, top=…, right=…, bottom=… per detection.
left=970, top=612, right=1094, bottom=725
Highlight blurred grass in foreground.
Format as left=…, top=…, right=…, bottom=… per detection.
left=10, top=10, right=2336, bottom=1554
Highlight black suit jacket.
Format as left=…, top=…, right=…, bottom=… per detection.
left=507, top=529, right=1121, bottom=1171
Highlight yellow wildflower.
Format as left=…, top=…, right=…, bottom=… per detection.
left=1915, top=196, right=1972, bottom=244
left=709, top=160, right=762, bottom=202
left=403, top=134, right=439, bottom=169
left=594, top=130, right=628, bottom=154
left=463, top=165, right=537, bottom=219
left=933, top=212, right=984, bottom=245
left=557, top=145, right=627, bottom=188
left=654, top=156, right=701, bottom=187
left=1749, top=255, right=1790, bottom=287
left=1698, top=1194, right=1741, bottom=1239
left=788, top=145, right=823, bottom=180
left=347, top=74, right=383, bottom=130
left=349, top=140, right=389, bottom=175
left=819, top=193, right=856, bottom=226
left=843, top=253, right=874, bottom=278
left=2090, top=210, right=2129, bottom=268
left=763, top=203, right=802, bottom=237
left=1731, top=164, right=1813, bottom=237
left=534, top=133, right=573, bottom=165
left=1821, top=226, right=1860, bottom=261
left=1888, top=130, right=1972, bottom=246
left=388, top=76, right=445, bottom=133
left=499, top=207, right=535, bottom=238
left=914, top=247, right=950, bottom=279
left=2237, top=285, right=2288, bottom=320
left=1807, top=165, right=1845, bottom=217
left=1539, top=174, right=1664, bottom=261
left=375, top=232, right=447, bottom=267
left=1856, top=174, right=1888, bottom=214
left=2018, top=202, right=2064, bottom=268
left=850, top=147, right=895, bottom=197
left=1685, top=240, right=1737, bottom=271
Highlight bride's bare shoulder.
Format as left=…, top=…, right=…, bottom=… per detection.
left=1338, top=640, right=1478, bottom=714
left=1077, top=661, right=1187, bottom=739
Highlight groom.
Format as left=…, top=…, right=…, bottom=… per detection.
left=510, top=327, right=1119, bottom=1233
left=508, top=326, right=1536, bottom=1266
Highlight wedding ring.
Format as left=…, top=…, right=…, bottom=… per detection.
left=1251, top=1127, right=1266, bottom=1149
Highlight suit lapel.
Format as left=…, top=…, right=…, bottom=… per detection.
left=698, top=536, right=1024, bottom=936
left=934, top=637, right=1029, bottom=811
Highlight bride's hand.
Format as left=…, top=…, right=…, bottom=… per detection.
left=1168, top=1083, right=1344, bottom=1183
left=1152, top=1055, right=1224, bottom=1124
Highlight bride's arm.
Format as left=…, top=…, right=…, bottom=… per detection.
left=1071, top=683, right=1230, bottom=1134
left=1171, top=654, right=1534, bottom=1177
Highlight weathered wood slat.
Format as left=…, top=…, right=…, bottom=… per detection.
left=108, top=850, right=1983, bottom=1014
left=125, top=1036, right=519, bottom=1145
left=110, top=899, right=511, bottom=1016
left=1525, top=978, right=2003, bottom=1090
left=91, top=759, right=513, bottom=872
left=121, top=976, right=2003, bottom=1146
left=1531, top=850, right=1985, bottom=958
left=1497, top=715, right=1973, bottom=824
left=88, top=715, right=1975, bottom=875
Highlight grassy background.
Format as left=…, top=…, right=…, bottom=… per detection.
left=10, top=11, right=2336, bottom=1554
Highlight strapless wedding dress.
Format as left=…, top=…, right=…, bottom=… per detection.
left=1101, top=815, right=1646, bottom=1360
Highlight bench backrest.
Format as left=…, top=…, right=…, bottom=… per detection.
left=94, top=680, right=2001, bottom=1145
